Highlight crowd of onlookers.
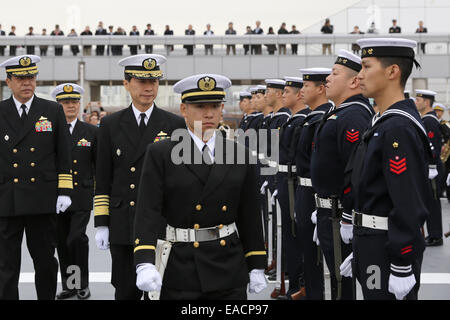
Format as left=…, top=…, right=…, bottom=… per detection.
left=81, top=102, right=108, bottom=127
left=0, top=19, right=431, bottom=57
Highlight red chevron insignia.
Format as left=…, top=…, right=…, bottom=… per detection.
left=389, top=157, right=407, bottom=175
left=428, top=131, right=434, bottom=139
left=346, top=130, right=359, bottom=143
left=401, top=245, right=413, bottom=255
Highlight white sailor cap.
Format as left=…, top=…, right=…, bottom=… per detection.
left=404, top=90, right=411, bottom=99
left=174, top=74, right=231, bottom=103
left=118, top=54, right=167, bottom=79
left=299, top=68, right=331, bottom=82
left=433, top=103, right=446, bottom=112
left=356, top=38, right=419, bottom=68
left=0, top=55, right=40, bottom=77
left=284, top=77, right=303, bottom=88
left=416, top=89, right=437, bottom=100
left=51, top=83, right=84, bottom=101
left=256, top=85, right=267, bottom=94
left=239, top=91, right=252, bottom=100
left=334, top=49, right=362, bottom=72
left=249, top=87, right=259, bottom=94
left=265, top=79, right=286, bottom=90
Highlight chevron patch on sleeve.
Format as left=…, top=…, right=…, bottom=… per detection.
left=389, top=156, right=407, bottom=175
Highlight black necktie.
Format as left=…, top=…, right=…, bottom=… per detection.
left=202, top=145, right=213, bottom=165
left=139, top=113, right=146, bottom=135
left=68, top=123, right=72, bottom=135
left=20, top=104, right=28, bottom=123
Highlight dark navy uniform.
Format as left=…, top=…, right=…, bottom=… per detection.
left=276, top=108, right=309, bottom=296
left=294, top=103, right=331, bottom=299
left=311, top=94, right=374, bottom=300
left=422, top=110, right=443, bottom=241
left=351, top=99, right=432, bottom=299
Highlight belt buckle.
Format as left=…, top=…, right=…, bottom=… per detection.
left=195, top=227, right=220, bottom=242
left=352, top=211, right=362, bottom=226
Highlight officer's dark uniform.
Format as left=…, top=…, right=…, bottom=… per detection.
left=94, top=55, right=185, bottom=300
left=311, top=89, right=374, bottom=300
left=350, top=41, right=432, bottom=300
left=134, top=75, right=266, bottom=299
left=421, top=108, right=443, bottom=244
left=277, top=99, right=309, bottom=297
left=51, top=83, right=98, bottom=300
left=0, top=56, right=73, bottom=300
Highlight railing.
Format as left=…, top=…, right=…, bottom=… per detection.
left=1, top=34, right=450, bottom=56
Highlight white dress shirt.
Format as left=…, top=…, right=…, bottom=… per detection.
left=131, top=103, right=153, bottom=126
left=68, top=118, right=78, bottom=134
left=13, top=95, right=34, bottom=117
left=188, top=128, right=216, bottom=162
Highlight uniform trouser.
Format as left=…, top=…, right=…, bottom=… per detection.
left=427, top=173, right=443, bottom=239
left=353, top=233, right=422, bottom=300
left=56, top=210, right=90, bottom=291
left=0, top=214, right=58, bottom=300
left=96, top=46, right=105, bottom=55
left=316, top=208, right=353, bottom=300
left=161, top=286, right=247, bottom=300
left=277, top=174, right=304, bottom=293
left=295, top=186, right=324, bottom=300
left=110, top=244, right=144, bottom=300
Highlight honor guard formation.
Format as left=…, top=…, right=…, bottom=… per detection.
left=0, top=35, right=448, bottom=301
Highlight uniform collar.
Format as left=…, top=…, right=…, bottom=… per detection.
left=131, top=103, right=153, bottom=125
left=188, top=128, right=216, bottom=161
left=13, top=94, right=34, bottom=114
left=68, top=118, right=78, bottom=134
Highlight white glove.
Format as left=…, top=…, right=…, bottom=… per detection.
left=340, top=253, right=353, bottom=277
left=56, top=195, right=72, bottom=214
left=428, top=168, right=438, bottom=180
left=270, top=189, right=278, bottom=206
left=388, top=273, right=416, bottom=300
left=340, top=221, right=353, bottom=244
left=95, top=226, right=110, bottom=250
left=248, top=269, right=267, bottom=294
left=260, top=181, right=268, bottom=194
left=136, top=263, right=162, bottom=292
left=312, top=225, right=320, bottom=246
left=311, top=210, right=317, bottom=225
left=447, top=173, right=450, bottom=186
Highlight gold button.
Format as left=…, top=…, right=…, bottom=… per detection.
left=218, top=224, right=224, bottom=229
left=220, top=240, right=226, bottom=246
left=30, top=148, right=35, bottom=152
left=13, top=163, right=18, bottom=168
left=194, top=224, right=200, bottom=230
left=30, top=178, right=35, bottom=183
left=74, top=182, right=78, bottom=186
left=130, top=167, right=136, bottom=172
left=13, top=149, right=18, bottom=153
left=13, top=178, right=19, bottom=183
left=30, top=162, right=35, bottom=167
left=130, top=184, right=135, bottom=189
left=130, top=201, right=135, bottom=207
left=74, top=171, right=78, bottom=175
left=73, top=160, right=77, bottom=164
left=222, top=205, right=227, bottom=212
left=195, top=204, right=202, bottom=211
left=193, top=241, right=200, bottom=248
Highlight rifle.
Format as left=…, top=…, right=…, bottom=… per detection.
left=287, top=163, right=297, bottom=237
left=330, top=195, right=343, bottom=300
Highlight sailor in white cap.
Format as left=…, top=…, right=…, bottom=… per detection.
left=50, top=83, right=96, bottom=300
left=415, top=89, right=444, bottom=247
left=309, top=50, right=375, bottom=300
left=94, top=54, right=185, bottom=300
left=432, top=102, right=446, bottom=120
left=291, top=67, right=332, bottom=300
left=347, top=38, right=431, bottom=300
left=134, top=73, right=267, bottom=299
left=0, top=55, right=73, bottom=299
left=238, top=91, right=252, bottom=130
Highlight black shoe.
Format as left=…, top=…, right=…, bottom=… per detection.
left=77, top=287, right=91, bottom=300
left=56, top=289, right=77, bottom=300
left=425, top=238, right=443, bottom=247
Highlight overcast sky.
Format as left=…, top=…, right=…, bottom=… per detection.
left=0, top=0, right=361, bottom=35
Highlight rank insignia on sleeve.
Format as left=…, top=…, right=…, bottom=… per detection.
left=346, top=129, right=359, bottom=143
left=393, top=142, right=399, bottom=149
left=135, top=238, right=140, bottom=245
left=35, top=117, right=52, bottom=132
left=427, top=131, right=434, bottom=139
left=153, top=131, right=170, bottom=143
left=389, top=156, right=407, bottom=175
left=77, top=138, right=91, bottom=147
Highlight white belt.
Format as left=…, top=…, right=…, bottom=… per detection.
left=314, top=194, right=343, bottom=209
left=352, top=211, right=388, bottom=231
left=298, top=177, right=312, bottom=187
left=166, top=223, right=237, bottom=242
